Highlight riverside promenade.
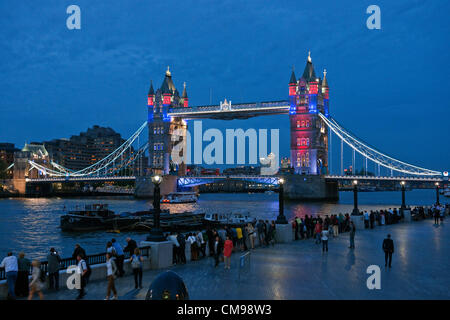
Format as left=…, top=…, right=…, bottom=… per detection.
left=35, top=218, right=450, bottom=300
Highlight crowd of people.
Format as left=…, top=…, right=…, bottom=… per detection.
left=0, top=237, right=141, bottom=300
left=166, top=220, right=277, bottom=269
left=1, top=204, right=447, bottom=300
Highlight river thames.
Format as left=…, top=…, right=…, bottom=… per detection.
left=0, top=189, right=440, bottom=260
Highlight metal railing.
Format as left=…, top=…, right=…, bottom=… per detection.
left=0, top=246, right=151, bottom=281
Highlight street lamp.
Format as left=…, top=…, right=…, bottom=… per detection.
left=146, top=174, right=166, bottom=242
left=276, top=178, right=288, bottom=224
left=352, top=180, right=360, bottom=215
left=435, top=182, right=440, bottom=205
left=400, top=181, right=406, bottom=209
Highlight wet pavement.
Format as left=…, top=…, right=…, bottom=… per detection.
left=39, top=219, right=450, bottom=300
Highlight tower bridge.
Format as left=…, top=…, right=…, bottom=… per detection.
left=13, top=53, right=444, bottom=199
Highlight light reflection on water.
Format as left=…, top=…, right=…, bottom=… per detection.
left=0, top=189, right=440, bottom=260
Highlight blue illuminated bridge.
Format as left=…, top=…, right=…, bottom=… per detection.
left=21, top=57, right=445, bottom=191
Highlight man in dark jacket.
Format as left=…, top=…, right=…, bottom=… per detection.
left=72, top=244, right=86, bottom=260
left=382, top=234, right=394, bottom=268
left=47, top=248, right=61, bottom=290
left=206, top=228, right=215, bottom=257
left=177, top=233, right=186, bottom=264
left=124, top=237, right=138, bottom=257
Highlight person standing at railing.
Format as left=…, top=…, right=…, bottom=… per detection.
left=47, top=248, right=61, bottom=291
left=76, top=254, right=88, bottom=300
left=112, top=238, right=125, bottom=277
left=72, top=244, right=86, bottom=260
left=0, top=252, right=18, bottom=300
left=124, top=237, right=137, bottom=258
left=16, top=252, right=31, bottom=297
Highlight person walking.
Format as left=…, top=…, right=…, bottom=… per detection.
left=16, top=252, right=31, bottom=297
left=47, top=248, right=61, bottom=291
left=130, top=248, right=144, bottom=289
left=382, top=234, right=394, bottom=268
left=332, top=215, right=339, bottom=237
left=223, top=235, right=233, bottom=270
left=235, top=227, right=244, bottom=251
left=349, top=222, right=356, bottom=249
left=76, top=254, right=88, bottom=299
left=112, top=238, right=125, bottom=277
left=321, top=228, right=329, bottom=252
left=105, top=252, right=118, bottom=300
left=28, top=260, right=44, bottom=300
left=0, top=252, right=18, bottom=300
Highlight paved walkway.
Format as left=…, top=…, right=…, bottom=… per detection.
left=39, top=219, right=450, bottom=300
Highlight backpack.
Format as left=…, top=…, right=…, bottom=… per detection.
left=39, top=268, right=46, bottom=282
left=131, top=255, right=141, bottom=269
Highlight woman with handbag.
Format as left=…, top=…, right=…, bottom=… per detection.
left=130, top=248, right=144, bottom=289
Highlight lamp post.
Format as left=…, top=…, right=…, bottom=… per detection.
left=400, top=181, right=406, bottom=210
left=352, top=180, right=360, bottom=215
left=276, top=178, right=288, bottom=224
left=146, top=174, right=166, bottom=242
left=435, top=182, right=440, bottom=206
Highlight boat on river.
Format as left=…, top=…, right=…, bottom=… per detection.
left=161, top=192, right=198, bottom=204
left=203, top=212, right=256, bottom=226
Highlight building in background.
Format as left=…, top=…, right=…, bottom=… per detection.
left=0, top=143, right=19, bottom=178
left=43, top=125, right=128, bottom=171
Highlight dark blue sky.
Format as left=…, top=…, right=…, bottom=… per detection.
left=0, top=0, right=448, bottom=173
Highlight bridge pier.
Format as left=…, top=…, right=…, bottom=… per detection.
left=282, top=174, right=338, bottom=201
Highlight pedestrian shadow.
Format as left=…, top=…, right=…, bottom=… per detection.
left=344, top=250, right=355, bottom=271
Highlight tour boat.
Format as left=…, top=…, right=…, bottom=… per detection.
left=203, top=212, right=256, bottom=226
left=161, top=192, right=198, bottom=204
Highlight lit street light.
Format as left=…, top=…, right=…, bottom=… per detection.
left=276, top=178, right=288, bottom=224
left=400, top=181, right=406, bottom=209
left=146, top=174, right=166, bottom=242
left=352, top=180, right=360, bottom=215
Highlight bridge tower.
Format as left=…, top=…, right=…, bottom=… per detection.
left=147, top=67, right=187, bottom=175
left=289, top=52, right=329, bottom=175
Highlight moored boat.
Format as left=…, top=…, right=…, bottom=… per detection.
left=60, top=204, right=142, bottom=232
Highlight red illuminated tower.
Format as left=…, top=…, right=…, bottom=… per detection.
left=289, top=52, right=329, bottom=175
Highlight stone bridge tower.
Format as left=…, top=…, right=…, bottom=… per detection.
left=289, top=52, right=329, bottom=175
left=147, top=67, right=187, bottom=175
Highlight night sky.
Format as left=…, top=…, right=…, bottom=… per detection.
left=0, top=0, right=448, bottom=173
